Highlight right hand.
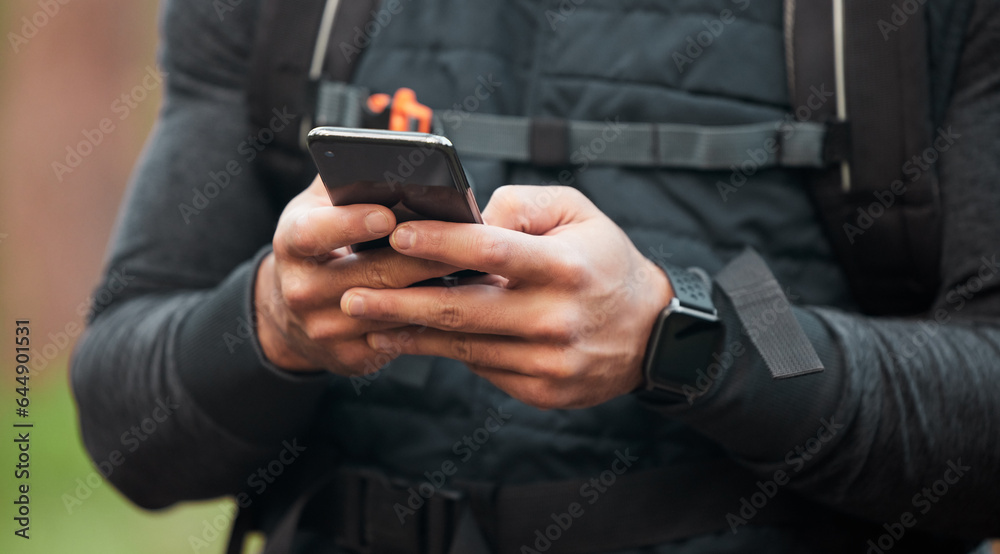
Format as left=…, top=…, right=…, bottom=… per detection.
left=254, top=176, right=458, bottom=374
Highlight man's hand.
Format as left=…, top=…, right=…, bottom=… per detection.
left=255, top=176, right=458, bottom=374
left=342, top=185, right=673, bottom=409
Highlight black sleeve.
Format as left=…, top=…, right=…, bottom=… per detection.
left=643, top=0, right=1000, bottom=539
left=69, top=0, right=333, bottom=509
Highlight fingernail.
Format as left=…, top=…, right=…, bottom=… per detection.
left=392, top=226, right=414, bottom=250
left=369, top=333, right=391, bottom=351
left=364, top=210, right=391, bottom=235
left=344, top=294, right=365, bottom=317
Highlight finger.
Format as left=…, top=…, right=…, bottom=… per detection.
left=456, top=273, right=507, bottom=287
left=302, top=307, right=416, bottom=336
left=388, top=219, right=582, bottom=282
left=481, top=185, right=595, bottom=235
left=312, top=337, right=403, bottom=377
left=367, top=328, right=569, bottom=378
left=332, top=248, right=461, bottom=289
left=274, top=249, right=460, bottom=310
left=343, top=284, right=576, bottom=341
left=278, top=203, right=397, bottom=259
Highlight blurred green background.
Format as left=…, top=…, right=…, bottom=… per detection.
left=0, top=1, right=258, bottom=552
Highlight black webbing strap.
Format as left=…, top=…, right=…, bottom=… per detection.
left=787, top=0, right=942, bottom=315
left=715, top=248, right=824, bottom=380
left=247, top=0, right=380, bottom=192
left=278, top=460, right=815, bottom=554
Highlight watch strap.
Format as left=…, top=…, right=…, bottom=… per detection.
left=657, top=263, right=716, bottom=316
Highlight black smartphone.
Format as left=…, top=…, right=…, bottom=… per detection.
left=307, top=126, right=484, bottom=253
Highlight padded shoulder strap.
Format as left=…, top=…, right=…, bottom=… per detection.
left=787, top=0, right=946, bottom=315
left=247, top=0, right=380, bottom=194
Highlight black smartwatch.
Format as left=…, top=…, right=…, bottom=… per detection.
left=641, top=263, right=725, bottom=401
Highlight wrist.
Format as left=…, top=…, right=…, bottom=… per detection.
left=638, top=262, right=725, bottom=402
left=254, top=254, right=315, bottom=371
left=648, top=257, right=674, bottom=314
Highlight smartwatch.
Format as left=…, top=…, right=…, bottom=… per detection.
left=641, top=263, right=725, bottom=401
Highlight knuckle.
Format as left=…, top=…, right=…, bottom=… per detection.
left=563, top=186, right=587, bottom=203
left=361, top=259, right=394, bottom=289
left=551, top=251, right=589, bottom=287
left=449, top=333, right=473, bottom=360
left=301, top=316, right=343, bottom=343
left=472, top=233, right=510, bottom=268
left=491, top=185, right=520, bottom=208
left=432, top=288, right=465, bottom=330
left=534, top=311, right=576, bottom=343
left=279, top=274, right=313, bottom=311
left=435, top=301, right=465, bottom=331
left=496, top=185, right=527, bottom=209
left=534, top=349, right=575, bottom=381
left=499, top=189, right=533, bottom=227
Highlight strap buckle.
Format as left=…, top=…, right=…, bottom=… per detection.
left=366, top=87, right=434, bottom=133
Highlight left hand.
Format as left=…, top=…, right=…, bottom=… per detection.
left=341, top=185, right=673, bottom=409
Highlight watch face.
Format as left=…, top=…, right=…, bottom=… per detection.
left=646, top=307, right=724, bottom=398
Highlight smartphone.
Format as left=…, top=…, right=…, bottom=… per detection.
left=307, top=127, right=484, bottom=253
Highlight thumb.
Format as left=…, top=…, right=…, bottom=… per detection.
left=482, top=185, right=595, bottom=236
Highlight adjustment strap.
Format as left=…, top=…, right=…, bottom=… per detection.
left=308, top=460, right=816, bottom=554
left=715, top=248, right=823, bottom=380
left=312, top=81, right=831, bottom=170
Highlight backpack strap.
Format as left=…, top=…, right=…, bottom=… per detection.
left=313, top=80, right=834, bottom=170
left=787, top=0, right=946, bottom=315
left=261, top=462, right=819, bottom=554
left=247, top=0, right=380, bottom=194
